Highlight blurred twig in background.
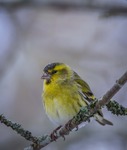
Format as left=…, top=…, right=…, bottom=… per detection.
left=0, top=0, right=127, bottom=17
left=0, top=71, right=127, bottom=150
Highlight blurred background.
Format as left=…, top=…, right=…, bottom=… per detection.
left=0, top=0, right=127, bottom=150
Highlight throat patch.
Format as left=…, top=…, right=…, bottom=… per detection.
left=46, top=79, right=51, bottom=84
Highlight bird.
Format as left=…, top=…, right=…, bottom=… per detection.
left=41, top=62, right=113, bottom=130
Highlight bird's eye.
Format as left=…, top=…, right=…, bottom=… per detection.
left=52, top=70, right=57, bottom=74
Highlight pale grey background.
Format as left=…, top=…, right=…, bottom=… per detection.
left=0, top=1, right=127, bottom=150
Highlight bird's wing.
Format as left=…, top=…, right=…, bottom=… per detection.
left=73, top=72, right=95, bottom=103
left=73, top=72, right=105, bottom=119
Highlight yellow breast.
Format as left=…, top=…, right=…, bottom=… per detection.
left=42, top=80, right=87, bottom=125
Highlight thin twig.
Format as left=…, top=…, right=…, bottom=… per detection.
left=0, top=114, right=39, bottom=144
left=95, top=71, right=127, bottom=110
left=106, top=100, right=127, bottom=116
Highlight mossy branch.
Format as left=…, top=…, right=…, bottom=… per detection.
left=106, top=100, right=127, bottom=116
left=0, top=71, right=127, bottom=150
left=0, top=114, right=39, bottom=144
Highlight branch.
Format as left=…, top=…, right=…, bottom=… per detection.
left=0, top=114, right=40, bottom=145
left=0, top=71, right=127, bottom=150
left=95, top=71, right=127, bottom=110
left=106, top=100, right=127, bottom=116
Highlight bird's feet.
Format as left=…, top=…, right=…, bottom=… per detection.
left=50, top=125, right=62, bottom=141
left=65, top=119, right=78, bottom=131
left=65, top=120, right=73, bottom=131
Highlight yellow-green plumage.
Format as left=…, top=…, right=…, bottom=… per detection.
left=43, top=79, right=87, bottom=125
left=42, top=63, right=113, bottom=126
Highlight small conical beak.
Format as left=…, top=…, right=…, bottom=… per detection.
left=41, top=73, right=51, bottom=80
